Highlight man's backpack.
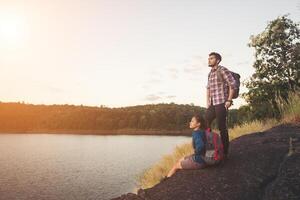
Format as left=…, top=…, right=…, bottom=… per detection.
left=203, top=128, right=224, bottom=165
left=208, top=66, right=241, bottom=99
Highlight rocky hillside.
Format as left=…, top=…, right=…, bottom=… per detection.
left=111, top=122, right=300, bottom=200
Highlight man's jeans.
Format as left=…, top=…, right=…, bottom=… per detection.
left=205, top=100, right=229, bottom=155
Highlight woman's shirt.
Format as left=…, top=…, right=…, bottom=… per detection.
left=192, top=129, right=206, bottom=164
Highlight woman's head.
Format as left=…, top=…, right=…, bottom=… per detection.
left=189, top=114, right=206, bottom=130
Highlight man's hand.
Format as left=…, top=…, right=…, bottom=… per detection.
left=225, top=85, right=234, bottom=109
left=225, top=100, right=232, bottom=109
left=207, top=100, right=211, bottom=108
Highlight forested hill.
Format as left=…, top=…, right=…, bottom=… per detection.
left=0, top=102, right=244, bottom=135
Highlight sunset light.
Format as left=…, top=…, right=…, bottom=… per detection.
left=0, top=1, right=299, bottom=200
left=0, top=12, right=27, bottom=47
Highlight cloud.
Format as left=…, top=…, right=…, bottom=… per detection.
left=167, top=67, right=179, bottom=73
left=166, top=95, right=176, bottom=99
left=33, top=80, right=66, bottom=94
left=150, top=66, right=179, bottom=80
left=142, top=65, right=179, bottom=90
left=236, top=61, right=251, bottom=66
left=142, top=85, right=150, bottom=89
left=141, top=77, right=163, bottom=90
left=144, top=93, right=176, bottom=101
left=141, top=56, right=208, bottom=99
left=45, top=86, right=65, bottom=93
left=145, top=78, right=162, bottom=84
left=144, top=94, right=162, bottom=101
left=183, top=55, right=207, bottom=74
left=157, top=91, right=166, bottom=95
left=166, top=67, right=179, bottom=79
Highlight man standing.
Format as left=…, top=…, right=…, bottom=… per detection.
left=205, top=52, right=236, bottom=160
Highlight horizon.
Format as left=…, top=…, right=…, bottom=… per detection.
left=0, top=99, right=236, bottom=109
left=1, top=0, right=299, bottom=110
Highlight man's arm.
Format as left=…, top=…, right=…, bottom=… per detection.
left=206, top=85, right=210, bottom=107
left=221, top=67, right=236, bottom=101
left=221, top=67, right=235, bottom=109
left=227, top=86, right=234, bottom=101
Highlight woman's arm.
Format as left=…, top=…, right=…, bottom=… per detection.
left=193, top=133, right=204, bottom=155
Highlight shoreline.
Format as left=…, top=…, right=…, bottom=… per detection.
left=0, top=129, right=191, bottom=136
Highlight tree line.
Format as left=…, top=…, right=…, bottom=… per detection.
left=0, top=102, right=250, bottom=133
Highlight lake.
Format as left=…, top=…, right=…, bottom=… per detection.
left=0, top=133, right=191, bottom=200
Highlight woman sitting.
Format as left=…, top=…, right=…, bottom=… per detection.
left=162, top=114, right=207, bottom=180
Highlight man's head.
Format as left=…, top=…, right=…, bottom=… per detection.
left=208, top=52, right=222, bottom=67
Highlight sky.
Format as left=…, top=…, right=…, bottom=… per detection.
left=0, top=0, right=299, bottom=109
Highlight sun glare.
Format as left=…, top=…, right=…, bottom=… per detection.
left=0, top=12, right=27, bottom=47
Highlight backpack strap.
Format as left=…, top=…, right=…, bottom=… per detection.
left=213, top=133, right=218, bottom=160
left=208, top=66, right=225, bottom=84
left=216, top=66, right=225, bottom=83
left=207, top=71, right=211, bottom=82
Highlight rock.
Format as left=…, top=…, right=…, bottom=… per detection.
left=110, top=192, right=144, bottom=200
left=137, top=188, right=146, bottom=199
left=262, top=149, right=300, bottom=200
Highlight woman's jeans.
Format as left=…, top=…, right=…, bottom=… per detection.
left=205, top=101, right=229, bottom=156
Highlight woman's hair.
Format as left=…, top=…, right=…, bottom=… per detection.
left=193, top=113, right=207, bottom=130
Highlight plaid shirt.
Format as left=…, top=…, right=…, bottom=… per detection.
left=206, top=65, right=236, bottom=105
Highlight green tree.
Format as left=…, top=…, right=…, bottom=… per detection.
left=242, top=14, right=300, bottom=119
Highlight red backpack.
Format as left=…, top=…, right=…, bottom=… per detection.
left=204, top=128, right=224, bottom=165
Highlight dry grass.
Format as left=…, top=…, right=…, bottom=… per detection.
left=228, top=118, right=280, bottom=140
left=276, top=91, right=300, bottom=124
left=135, top=142, right=194, bottom=189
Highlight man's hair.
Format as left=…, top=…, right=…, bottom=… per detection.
left=193, top=113, right=207, bottom=130
left=209, top=52, right=222, bottom=63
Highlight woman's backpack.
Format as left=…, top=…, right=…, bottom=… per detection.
left=203, top=128, right=224, bottom=165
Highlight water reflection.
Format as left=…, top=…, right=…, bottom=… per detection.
left=0, top=133, right=190, bottom=200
